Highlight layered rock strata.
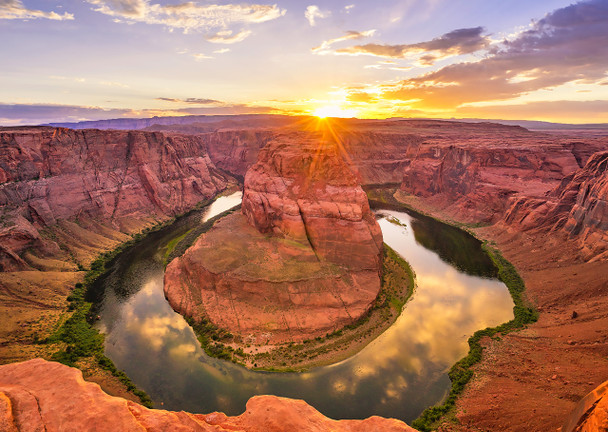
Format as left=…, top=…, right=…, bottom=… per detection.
left=164, top=135, right=383, bottom=344
left=143, top=118, right=606, bottom=227
left=0, top=359, right=416, bottom=432
left=503, top=151, right=608, bottom=259
left=0, top=127, right=231, bottom=270
left=241, top=135, right=383, bottom=270
left=561, top=379, right=608, bottom=432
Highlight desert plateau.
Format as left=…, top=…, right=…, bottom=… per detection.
left=1, top=1, right=608, bottom=431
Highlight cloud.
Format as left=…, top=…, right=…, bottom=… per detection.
left=0, top=0, right=73, bottom=20
left=206, top=29, right=252, bottom=44
left=347, top=92, right=377, bottom=103
left=335, top=26, right=490, bottom=64
left=87, top=0, right=285, bottom=39
left=191, top=53, right=212, bottom=61
left=213, top=48, right=230, bottom=54
left=305, top=5, right=330, bottom=26
left=376, top=0, right=608, bottom=109
left=156, top=97, right=221, bottom=105
left=312, top=29, right=376, bottom=54
left=344, top=4, right=354, bottom=13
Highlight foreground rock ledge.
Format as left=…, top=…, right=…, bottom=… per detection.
left=0, top=359, right=416, bottom=432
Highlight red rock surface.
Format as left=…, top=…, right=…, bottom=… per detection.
left=3, top=118, right=608, bottom=432
left=201, top=130, right=275, bottom=179
left=144, top=118, right=607, bottom=230
left=165, top=133, right=383, bottom=344
left=503, top=151, right=608, bottom=259
left=0, top=127, right=231, bottom=270
left=241, top=134, right=383, bottom=270
left=0, top=358, right=416, bottom=432
left=395, top=122, right=606, bottom=224
left=164, top=213, right=381, bottom=343
left=561, top=379, right=608, bottom=432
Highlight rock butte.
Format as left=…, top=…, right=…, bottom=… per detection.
left=0, top=117, right=607, bottom=431
left=0, top=359, right=416, bottom=432
left=164, top=133, right=383, bottom=344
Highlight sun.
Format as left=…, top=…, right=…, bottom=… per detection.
left=313, top=105, right=358, bottom=119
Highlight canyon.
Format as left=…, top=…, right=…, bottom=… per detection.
left=0, top=116, right=607, bottom=431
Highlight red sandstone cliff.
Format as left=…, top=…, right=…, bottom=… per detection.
left=200, top=130, right=275, bottom=179
left=395, top=123, right=607, bottom=224
left=503, top=151, right=608, bottom=260
left=2, top=119, right=608, bottom=432
left=0, top=359, right=416, bottom=432
left=0, top=127, right=232, bottom=270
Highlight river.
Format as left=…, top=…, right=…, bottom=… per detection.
left=88, top=191, right=513, bottom=422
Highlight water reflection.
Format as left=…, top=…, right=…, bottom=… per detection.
left=408, top=212, right=497, bottom=278
left=94, top=196, right=513, bottom=423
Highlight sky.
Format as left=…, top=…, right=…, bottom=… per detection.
left=1, top=0, right=607, bottom=125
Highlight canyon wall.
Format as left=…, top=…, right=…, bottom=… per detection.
left=2, top=119, right=608, bottom=432
left=503, top=150, right=608, bottom=260
left=144, top=119, right=606, bottom=234
left=199, top=130, right=276, bottom=179
left=0, top=127, right=232, bottom=270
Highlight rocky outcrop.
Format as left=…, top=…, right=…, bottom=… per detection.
left=241, top=134, right=383, bottom=270
left=164, top=213, right=382, bottom=344
left=0, top=127, right=232, bottom=270
left=503, top=151, right=608, bottom=260
left=0, top=358, right=416, bottom=432
left=561, top=379, right=608, bottom=432
left=146, top=118, right=606, bottom=227
left=164, top=134, right=383, bottom=344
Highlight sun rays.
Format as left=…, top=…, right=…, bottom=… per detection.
left=286, top=113, right=360, bottom=188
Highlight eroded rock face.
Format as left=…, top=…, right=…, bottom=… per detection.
left=503, top=151, right=608, bottom=260
left=164, top=133, right=383, bottom=344
left=400, top=142, right=584, bottom=223
left=0, top=359, right=416, bottom=432
left=241, top=135, right=383, bottom=271
left=0, top=127, right=231, bottom=270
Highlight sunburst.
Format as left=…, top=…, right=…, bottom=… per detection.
left=313, top=105, right=358, bottom=119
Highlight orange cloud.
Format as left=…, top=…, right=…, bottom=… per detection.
left=375, top=0, right=608, bottom=110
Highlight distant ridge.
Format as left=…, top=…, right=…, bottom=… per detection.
left=46, top=114, right=298, bottom=130
left=46, top=113, right=608, bottom=132
left=447, top=118, right=608, bottom=130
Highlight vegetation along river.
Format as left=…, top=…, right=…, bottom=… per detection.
left=87, top=191, right=513, bottom=423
